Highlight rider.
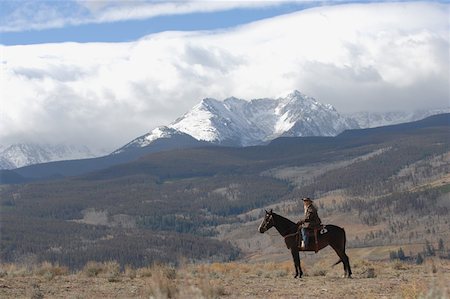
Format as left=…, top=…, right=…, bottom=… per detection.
left=297, top=197, right=322, bottom=249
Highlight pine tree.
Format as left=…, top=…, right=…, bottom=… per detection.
left=397, top=247, right=406, bottom=260
left=416, top=253, right=424, bottom=265
left=389, top=251, right=398, bottom=260
left=438, top=238, right=445, bottom=252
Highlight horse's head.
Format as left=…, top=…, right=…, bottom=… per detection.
left=258, top=209, right=274, bottom=233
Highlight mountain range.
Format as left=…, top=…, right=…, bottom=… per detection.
left=114, top=91, right=449, bottom=154
left=114, top=91, right=357, bottom=154
left=1, top=90, right=448, bottom=171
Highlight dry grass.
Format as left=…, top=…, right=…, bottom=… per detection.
left=0, top=259, right=449, bottom=298
left=124, top=264, right=137, bottom=279
left=82, top=261, right=104, bottom=277
left=0, top=262, right=68, bottom=279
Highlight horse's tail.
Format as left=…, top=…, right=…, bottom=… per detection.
left=332, top=259, right=342, bottom=267
left=331, top=226, right=347, bottom=267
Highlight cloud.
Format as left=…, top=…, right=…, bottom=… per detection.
left=1, top=2, right=448, bottom=151
left=0, top=0, right=288, bottom=32
left=0, top=1, right=89, bottom=32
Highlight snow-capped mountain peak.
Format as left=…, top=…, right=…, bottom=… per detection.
left=112, top=126, right=189, bottom=154
left=130, top=126, right=178, bottom=147
left=0, top=143, right=101, bottom=170
left=150, top=90, right=358, bottom=147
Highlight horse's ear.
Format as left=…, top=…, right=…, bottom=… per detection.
left=265, top=209, right=268, bottom=214
left=269, top=209, right=273, bottom=214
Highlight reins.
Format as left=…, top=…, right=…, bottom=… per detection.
left=283, top=231, right=299, bottom=240
left=271, top=213, right=300, bottom=240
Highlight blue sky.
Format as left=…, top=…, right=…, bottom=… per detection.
left=0, top=1, right=320, bottom=45
left=1, top=1, right=448, bottom=149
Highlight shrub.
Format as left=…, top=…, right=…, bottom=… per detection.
left=36, top=261, right=68, bottom=281
left=148, top=265, right=178, bottom=299
left=311, top=268, right=327, bottom=276
left=29, top=283, right=44, bottom=299
left=125, top=265, right=136, bottom=279
left=365, top=268, right=376, bottom=278
left=83, top=261, right=104, bottom=277
left=392, top=261, right=409, bottom=271
left=137, top=266, right=153, bottom=278
left=198, top=279, right=227, bottom=299
left=104, top=261, right=121, bottom=282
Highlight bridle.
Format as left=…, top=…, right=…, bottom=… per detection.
left=259, top=212, right=274, bottom=233
left=260, top=211, right=300, bottom=239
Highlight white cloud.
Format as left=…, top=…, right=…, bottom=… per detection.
left=0, top=1, right=87, bottom=32
left=1, top=2, right=449, bottom=151
left=96, top=1, right=285, bottom=23
left=0, top=0, right=288, bottom=32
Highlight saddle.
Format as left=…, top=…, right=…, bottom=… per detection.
left=298, top=225, right=326, bottom=253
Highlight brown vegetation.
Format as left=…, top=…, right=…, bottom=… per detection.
left=1, top=259, right=449, bottom=298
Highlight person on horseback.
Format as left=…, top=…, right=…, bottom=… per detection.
left=297, top=197, right=321, bottom=249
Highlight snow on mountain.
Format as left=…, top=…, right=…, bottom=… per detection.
left=118, top=90, right=359, bottom=152
left=114, top=90, right=449, bottom=154
left=170, top=97, right=269, bottom=146
left=112, top=126, right=195, bottom=154
left=170, top=90, right=358, bottom=146
left=0, top=143, right=102, bottom=170
left=273, top=91, right=358, bottom=139
left=348, top=108, right=450, bottom=129
left=118, top=127, right=180, bottom=149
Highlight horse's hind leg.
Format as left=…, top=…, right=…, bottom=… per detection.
left=330, top=244, right=351, bottom=278
left=339, top=250, right=351, bottom=278
left=344, top=252, right=352, bottom=277
left=291, top=249, right=302, bottom=278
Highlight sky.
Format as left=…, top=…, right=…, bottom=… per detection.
left=0, top=1, right=449, bottom=152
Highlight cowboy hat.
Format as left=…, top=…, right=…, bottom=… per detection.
left=301, top=197, right=312, bottom=202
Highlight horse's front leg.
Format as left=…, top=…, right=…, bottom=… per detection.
left=290, top=248, right=302, bottom=278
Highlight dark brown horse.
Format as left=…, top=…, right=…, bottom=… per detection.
left=258, top=209, right=352, bottom=278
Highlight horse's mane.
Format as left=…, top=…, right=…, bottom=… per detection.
left=272, top=212, right=297, bottom=227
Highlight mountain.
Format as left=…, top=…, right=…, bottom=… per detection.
left=117, top=91, right=359, bottom=152
left=1, top=133, right=210, bottom=184
left=0, top=143, right=102, bottom=170
left=112, top=126, right=201, bottom=154
left=348, top=108, right=450, bottom=129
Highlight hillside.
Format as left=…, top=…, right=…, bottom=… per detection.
left=0, top=114, right=449, bottom=269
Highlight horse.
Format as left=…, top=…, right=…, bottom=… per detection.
left=258, top=209, right=352, bottom=278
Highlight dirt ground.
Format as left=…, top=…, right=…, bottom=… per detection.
left=1, top=259, right=449, bottom=299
